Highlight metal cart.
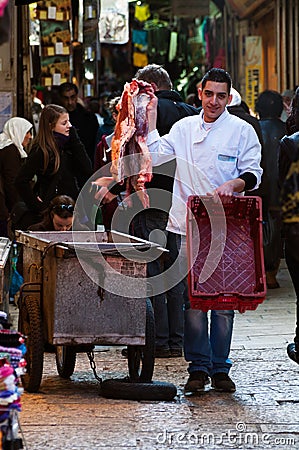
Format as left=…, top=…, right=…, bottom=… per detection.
left=15, top=230, right=165, bottom=393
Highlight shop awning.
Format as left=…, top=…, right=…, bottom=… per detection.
left=171, top=0, right=210, bottom=16
left=226, top=0, right=270, bottom=19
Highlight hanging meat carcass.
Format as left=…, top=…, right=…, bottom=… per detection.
left=110, top=79, right=153, bottom=208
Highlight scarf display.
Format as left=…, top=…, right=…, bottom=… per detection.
left=0, top=321, right=26, bottom=446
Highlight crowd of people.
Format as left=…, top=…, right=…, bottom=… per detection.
left=0, top=64, right=299, bottom=392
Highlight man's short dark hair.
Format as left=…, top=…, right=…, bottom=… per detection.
left=201, top=68, right=232, bottom=93
left=58, top=82, right=78, bottom=96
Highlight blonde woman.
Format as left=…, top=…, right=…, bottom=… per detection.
left=15, top=104, right=92, bottom=228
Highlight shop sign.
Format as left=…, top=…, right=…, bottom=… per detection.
left=171, top=0, right=209, bottom=17
left=245, top=36, right=263, bottom=112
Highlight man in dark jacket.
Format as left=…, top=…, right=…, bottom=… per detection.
left=255, top=90, right=287, bottom=288
left=278, top=88, right=299, bottom=363
left=131, top=64, right=199, bottom=358
left=58, top=82, right=99, bottom=164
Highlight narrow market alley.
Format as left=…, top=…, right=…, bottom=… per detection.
left=13, top=260, right=299, bottom=449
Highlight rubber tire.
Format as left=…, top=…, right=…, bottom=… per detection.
left=127, top=298, right=155, bottom=383
left=55, top=346, right=77, bottom=378
left=18, top=295, right=44, bottom=393
left=101, top=378, right=177, bottom=401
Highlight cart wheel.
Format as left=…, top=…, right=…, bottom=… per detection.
left=127, top=298, right=155, bottom=383
left=55, top=346, right=77, bottom=378
left=101, top=378, right=177, bottom=401
left=18, top=295, right=44, bottom=393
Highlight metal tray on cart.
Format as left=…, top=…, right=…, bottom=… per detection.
left=15, top=230, right=166, bottom=392
left=187, top=195, right=267, bottom=313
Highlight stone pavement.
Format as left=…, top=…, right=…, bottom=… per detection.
left=12, top=261, right=299, bottom=450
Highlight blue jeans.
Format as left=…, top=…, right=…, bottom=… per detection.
left=171, top=233, right=235, bottom=375
left=184, top=308, right=234, bottom=375
left=132, top=212, right=185, bottom=349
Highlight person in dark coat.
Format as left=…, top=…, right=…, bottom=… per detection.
left=278, top=87, right=299, bottom=363
left=130, top=64, right=199, bottom=358
left=254, top=90, right=287, bottom=289
left=15, top=104, right=92, bottom=229
left=58, top=82, right=99, bottom=164
left=0, top=117, right=32, bottom=236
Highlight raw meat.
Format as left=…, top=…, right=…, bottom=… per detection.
left=111, top=79, right=152, bottom=208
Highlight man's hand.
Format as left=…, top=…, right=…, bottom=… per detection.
left=147, top=90, right=158, bottom=132
left=207, top=178, right=245, bottom=203
left=92, top=177, right=114, bottom=188
left=110, top=161, right=119, bottom=181
left=91, top=177, right=117, bottom=203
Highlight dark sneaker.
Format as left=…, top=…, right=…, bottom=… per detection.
left=287, top=343, right=299, bottom=364
left=184, top=371, right=209, bottom=393
left=170, top=348, right=183, bottom=358
left=211, top=373, right=236, bottom=392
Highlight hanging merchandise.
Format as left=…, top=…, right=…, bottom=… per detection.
left=0, top=1, right=9, bottom=46
left=168, top=31, right=178, bottom=63
left=133, top=52, right=148, bottom=68
left=0, top=327, right=26, bottom=448
left=29, top=3, right=40, bottom=47
left=40, top=21, right=71, bottom=56
left=145, top=19, right=170, bottom=65
left=132, top=28, right=148, bottom=68
left=9, top=242, right=23, bottom=302
left=34, top=0, right=72, bottom=86
left=35, top=0, right=71, bottom=21
left=83, top=0, right=100, bottom=97
left=40, top=56, right=70, bottom=86
left=132, top=29, right=148, bottom=53
left=0, top=0, right=8, bottom=16
left=99, top=0, right=129, bottom=44
left=134, top=3, right=150, bottom=23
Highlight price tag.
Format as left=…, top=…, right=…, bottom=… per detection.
left=55, top=42, right=63, bottom=54
left=48, top=6, right=56, bottom=19
left=52, top=73, right=61, bottom=86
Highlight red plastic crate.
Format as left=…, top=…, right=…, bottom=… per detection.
left=186, top=195, right=266, bottom=313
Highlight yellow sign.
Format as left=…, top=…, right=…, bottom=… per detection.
left=245, top=36, right=263, bottom=112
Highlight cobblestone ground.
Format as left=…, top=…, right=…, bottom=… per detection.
left=13, top=261, right=299, bottom=449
